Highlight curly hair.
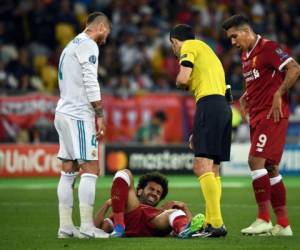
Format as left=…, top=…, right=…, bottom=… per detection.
left=136, top=172, right=169, bottom=200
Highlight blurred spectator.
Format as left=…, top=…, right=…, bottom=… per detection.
left=119, top=31, right=143, bottom=73
left=231, top=106, right=242, bottom=142
left=2, top=0, right=299, bottom=99
left=129, top=64, right=154, bottom=93
left=154, top=74, right=171, bottom=91
left=235, top=120, right=250, bottom=143
left=114, top=74, right=135, bottom=99
left=27, top=0, right=56, bottom=49
left=135, top=110, right=167, bottom=144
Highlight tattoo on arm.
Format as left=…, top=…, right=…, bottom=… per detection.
left=279, top=72, right=295, bottom=95
left=279, top=62, right=300, bottom=95
left=91, top=100, right=104, bottom=117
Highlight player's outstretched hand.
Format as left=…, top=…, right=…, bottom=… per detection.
left=267, top=91, right=283, bottom=123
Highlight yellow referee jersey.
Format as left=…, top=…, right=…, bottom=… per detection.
left=179, top=40, right=226, bottom=102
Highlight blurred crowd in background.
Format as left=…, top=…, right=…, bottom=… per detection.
left=1, top=0, right=300, bottom=143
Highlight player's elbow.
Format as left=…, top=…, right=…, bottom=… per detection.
left=289, top=61, right=300, bottom=79
left=295, top=63, right=300, bottom=79
left=176, top=75, right=189, bottom=86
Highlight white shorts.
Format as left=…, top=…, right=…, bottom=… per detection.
left=54, top=113, right=98, bottom=162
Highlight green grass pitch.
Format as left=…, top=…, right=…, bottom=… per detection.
left=0, top=176, right=299, bottom=250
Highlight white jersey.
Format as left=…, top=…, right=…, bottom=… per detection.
left=56, top=32, right=101, bottom=121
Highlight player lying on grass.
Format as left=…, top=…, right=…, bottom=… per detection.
left=94, top=170, right=205, bottom=238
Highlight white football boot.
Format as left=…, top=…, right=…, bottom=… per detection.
left=80, top=227, right=109, bottom=238
left=241, top=218, right=273, bottom=235
left=58, top=226, right=84, bottom=239
left=268, top=224, right=293, bottom=236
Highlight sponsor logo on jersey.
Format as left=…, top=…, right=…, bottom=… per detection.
left=275, top=48, right=289, bottom=61
left=243, top=68, right=260, bottom=82
left=73, top=38, right=80, bottom=44
left=89, top=55, right=97, bottom=64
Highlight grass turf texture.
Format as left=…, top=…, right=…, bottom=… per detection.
left=0, top=176, right=299, bottom=250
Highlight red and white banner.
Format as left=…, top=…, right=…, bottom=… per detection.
left=0, top=144, right=61, bottom=177
left=0, top=94, right=58, bottom=129
left=103, top=94, right=184, bottom=142
left=0, top=94, right=190, bottom=143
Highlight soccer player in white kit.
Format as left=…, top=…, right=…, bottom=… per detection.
left=54, top=12, right=111, bottom=238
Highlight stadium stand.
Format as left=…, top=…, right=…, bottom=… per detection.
left=0, top=0, right=300, bottom=143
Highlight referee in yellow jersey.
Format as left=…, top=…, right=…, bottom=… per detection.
left=170, top=24, right=232, bottom=237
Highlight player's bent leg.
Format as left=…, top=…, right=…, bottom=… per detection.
left=178, top=213, right=206, bottom=239
left=78, top=160, right=109, bottom=238
left=150, top=209, right=187, bottom=238
left=266, top=165, right=292, bottom=236
left=110, top=170, right=131, bottom=238
left=150, top=209, right=177, bottom=232
left=57, top=160, right=81, bottom=238
left=242, top=156, right=272, bottom=235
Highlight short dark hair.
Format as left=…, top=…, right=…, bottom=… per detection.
left=137, top=172, right=169, bottom=200
left=222, top=14, right=250, bottom=31
left=170, top=24, right=195, bottom=41
left=86, top=12, right=111, bottom=29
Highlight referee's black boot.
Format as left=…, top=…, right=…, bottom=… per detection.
left=197, top=224, right=227, bottom=238
left=207, top=224, right=227, bottom=238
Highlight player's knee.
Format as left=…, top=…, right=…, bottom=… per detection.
left=193, top=158, right=212, bottom=176
left=266, top=166, right=279, bottom=177
left=248, top=156, right=265, bottom=170
left=80, top=160, right=99, bottom=176
left=193, top=165, right=202, bottom=176
left=113, top=169, right=132, bottom=186
left=168, top=209, right=186, bottom=226
left=61, top=160, right=76, bottom=173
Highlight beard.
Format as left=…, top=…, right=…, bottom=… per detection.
left=139, top=193, right=159, bottom=207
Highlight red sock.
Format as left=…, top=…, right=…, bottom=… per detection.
left=111, top=178, right=129, bottom=228
left=271, top=180, right=289, bottom=227
left=252, top=174, right=271, bottom=222
left=172, top=215, right=188, bottom=234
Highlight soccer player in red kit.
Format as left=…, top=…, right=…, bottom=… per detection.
left=222, top=14, right=300, bottom=236
left=94, top=170, right=204, bottom=238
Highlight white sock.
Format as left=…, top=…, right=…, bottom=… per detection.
left=57, top=171, right=78, bottom=229
left=78, top=173, right=98, bottom=229
left=270, top=175, right=282, bottom=186
left=250, top=169, right=268, bottom=180
left=168, top=209, right=186, bottom=227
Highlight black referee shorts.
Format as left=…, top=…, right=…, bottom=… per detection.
left=192, top=95, right=232, bottom=164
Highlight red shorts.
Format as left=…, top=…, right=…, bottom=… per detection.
left=124, top=204, right=170, bottom=237
left=249, top=118, right=288, bottom=165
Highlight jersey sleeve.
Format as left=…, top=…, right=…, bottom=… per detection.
left=179, top=41, right=195, bottom=68
left=264, top=41, right=293, bottom=71
left=75, top=40, right=101, bottom=102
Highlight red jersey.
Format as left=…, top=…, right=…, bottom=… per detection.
left=110, top=204, right=170, bottom=237
left=241, top=35, right=292, bottom=127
